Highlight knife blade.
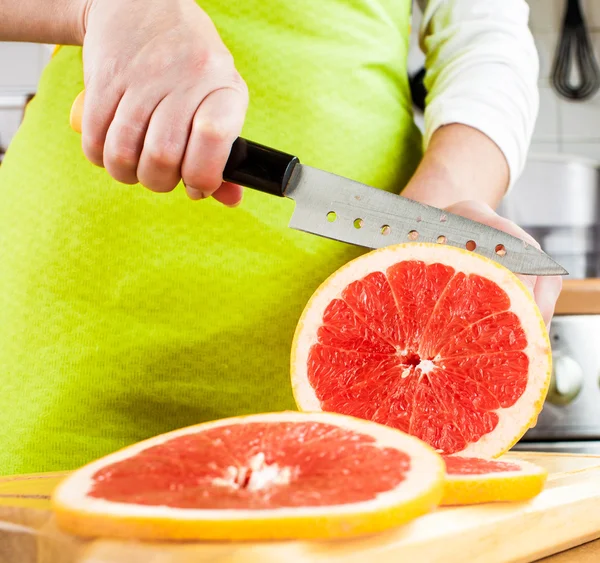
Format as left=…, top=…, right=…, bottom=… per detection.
left=69, top=92, right=567, bottom=276
left=222, top=138, right=567, bottom=276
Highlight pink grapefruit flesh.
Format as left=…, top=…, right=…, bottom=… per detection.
left=444, top=456, right=522, bottom=475
left=292, top=243, right=552, bottom=458
left=52, top=412, right=445, bottom=540
left=441, top=455, right=548, bottom=505
left=89, top=421, right=410, bottom=509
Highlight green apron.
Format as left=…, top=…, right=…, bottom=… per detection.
left=0, top=0, right=420, bottom=475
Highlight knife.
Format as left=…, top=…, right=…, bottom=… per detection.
left=70, top=92, right=566, bottom=276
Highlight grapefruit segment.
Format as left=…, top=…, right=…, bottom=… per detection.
left=436, top=311, right=528, bottom=358
left=386, top=261, right=455, bottom=351
left=341, top=271, right=404, bottom=348
left=292, top=243, right=551, bottom=458
left=419, top=272, right=512, bottom=359
left=318, top=298, right=396, bottom=354
left=409, top=376, right=498, bottom=453
left=52, top=412, right=445, bottom=541
left=442, top=352, right=529, bottom=408
left=441, top=456, right=548, bottom=505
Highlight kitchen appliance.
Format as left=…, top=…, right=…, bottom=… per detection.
left=69, top=91, right=564, bottom=276
left=514, top=314, right=600, bottom=454
left=499, top=154, right=600, bottom=454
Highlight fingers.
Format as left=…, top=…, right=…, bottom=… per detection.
left=188, top=182, right=243, bottom=206
left=181, top=86, right=248, bottom=203
left=81, top=85, right=123, bottom=168
left=79, top=84, right=247, bottom=205
left=102, top=89, right=162, bottom=185
left=136, top=93, right=196, bottom=193
left=85, top=84, right=247, bottom=205
left=210, top=182, right=244, bottom=207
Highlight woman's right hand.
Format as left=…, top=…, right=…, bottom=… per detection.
left=79, top=0, right=248, bottom=205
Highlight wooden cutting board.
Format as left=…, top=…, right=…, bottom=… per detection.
left=2, top=452, right=600, bottom=563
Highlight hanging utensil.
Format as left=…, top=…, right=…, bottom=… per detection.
left=552, top=0, right=600, bottom=101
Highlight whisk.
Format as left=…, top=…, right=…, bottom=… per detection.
left=552, top=0, right=600, bottom=101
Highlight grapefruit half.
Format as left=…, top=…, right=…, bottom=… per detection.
left=291, top=243, right=552, bottom=458
left=52, top=412, right=445, bottom=541
left=441, top=456, right=548, bottom=505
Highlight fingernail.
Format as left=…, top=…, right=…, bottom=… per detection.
left=185, top=185, right=207, bottom=200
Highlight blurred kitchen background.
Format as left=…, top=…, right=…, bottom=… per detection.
left=2, top=0, right=600, bottom=453
left=407, top=0, right=600, bottom=158
left=0, top=44, right=51, bottom=161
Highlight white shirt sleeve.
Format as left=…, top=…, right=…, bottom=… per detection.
left=415, top=0, right=539, bottom=190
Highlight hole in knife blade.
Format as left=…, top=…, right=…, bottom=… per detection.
left=436, top=235, right=447, bottom=244
left=381, top=225, right=391, bottom=236
left=353, top=218, right=364, bottom=229
left=408, top=230, right=419, bottom=241
left=466, top=240, right=477, bottom=251
left=495, top=244, right=507, bottom=257
left=326, top=211, right=337, bottom=223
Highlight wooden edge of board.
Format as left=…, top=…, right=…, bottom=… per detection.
left=555, top=279, right=600, bottom=315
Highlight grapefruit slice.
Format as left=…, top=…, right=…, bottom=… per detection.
left=441, top=456, right=548, bottom=506
left=291, top=243, right=551, bottom=458
left=52, top=412, right=445, bottom=541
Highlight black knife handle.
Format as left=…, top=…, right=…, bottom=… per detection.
left=223, top=138, right=299, bottom=197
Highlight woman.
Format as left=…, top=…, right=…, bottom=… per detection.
left=0, top=0, right=562, bottom=475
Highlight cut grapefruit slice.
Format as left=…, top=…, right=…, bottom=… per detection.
left=441, top=456, right=548, bottom=505
left=52, top=412, right=445, bottom=541
left=291, top=243, right=552, bottom=458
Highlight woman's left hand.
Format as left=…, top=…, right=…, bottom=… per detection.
left=443, top=200, right=563, bottom=327
left=401, top=124, right=563, bottom=328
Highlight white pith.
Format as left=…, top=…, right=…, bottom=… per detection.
left=445, top=458, right=547, bottom=483
left=291, top=243, right=551, bottom=459
left=52, top=412, right=445, bottom=521
left=417, top=360, right=435, bottom=374
left=212, top=453, right=294, bottom=491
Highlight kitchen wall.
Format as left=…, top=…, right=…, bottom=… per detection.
left=527, top=0, right=600, bottom=160
left=2, top=1, right=600, bottom=161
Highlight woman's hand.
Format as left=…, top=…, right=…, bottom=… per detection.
left=403, top=124, right=562, bottom=326
left=80, top=0, right=247, bottom=205
left=444, top=201, right=562, bottom=326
